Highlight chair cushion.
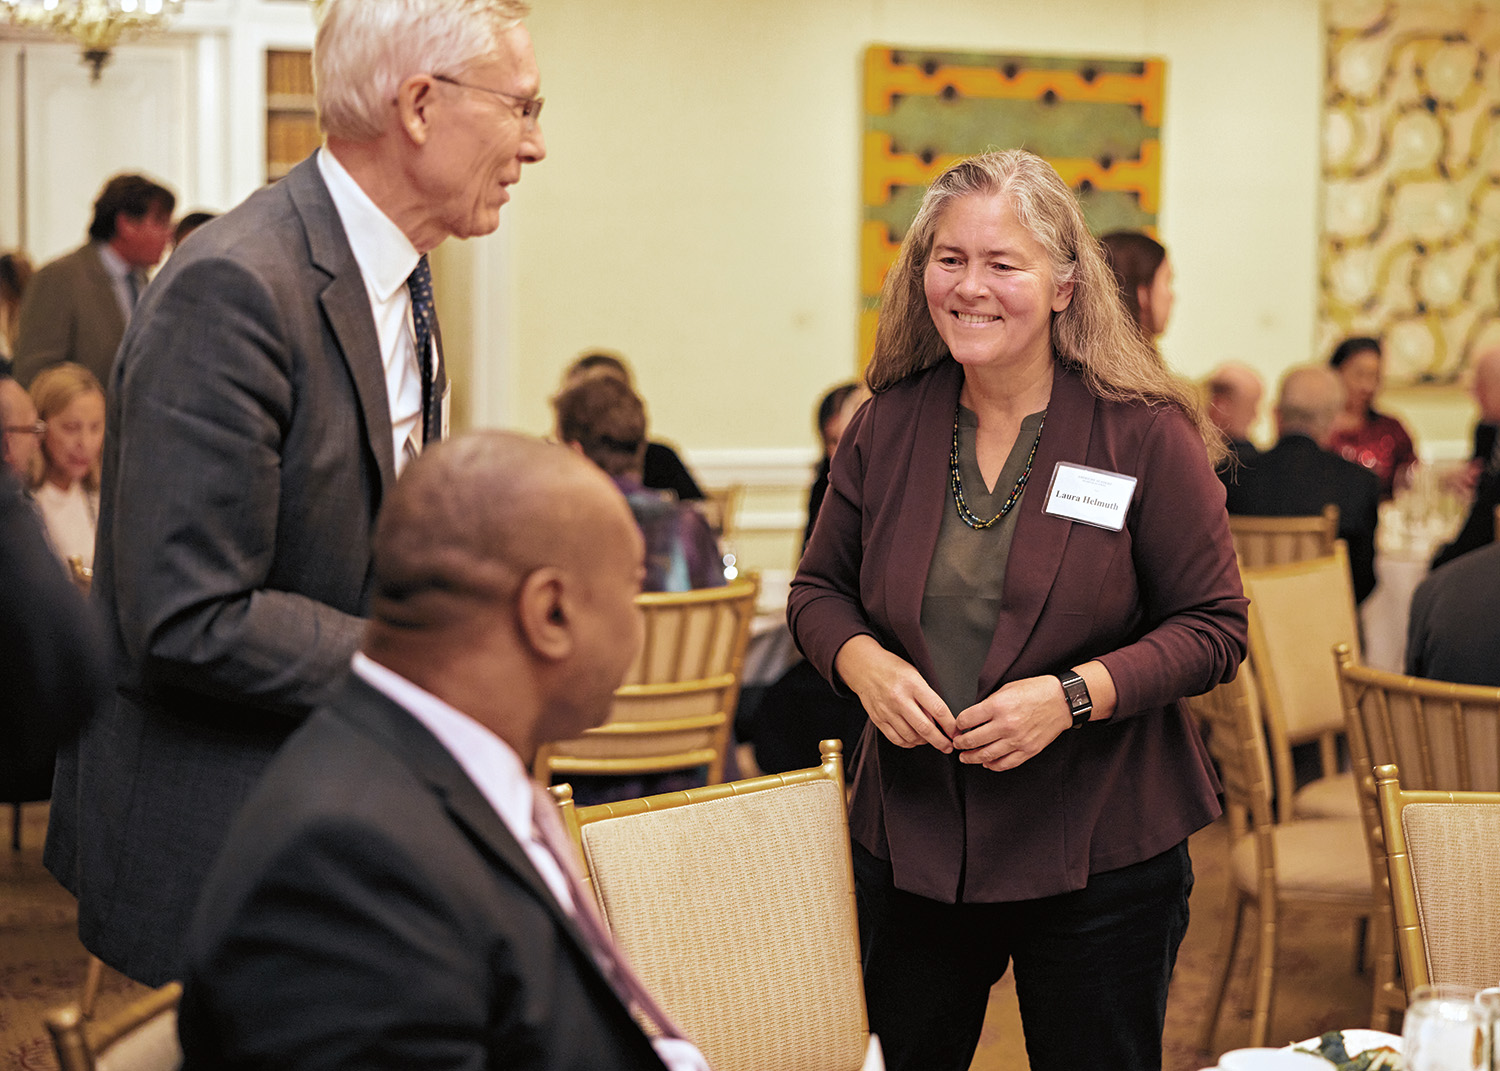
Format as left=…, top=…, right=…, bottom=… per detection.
left=1292, top=772, right=1360, bottom=821
left=1230, top=818, right=1372, bottom=901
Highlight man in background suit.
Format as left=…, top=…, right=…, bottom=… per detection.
left=1432, top=347, right=1500, bottom=569
left=45, top=0, right=547, bottom=986
left=1224, top=364, right=1381, bottom=603
left=12, top=174, right=175, bottom=387
left=1205, top=361, right=1264, bottom=478
left=0, top=374, right=42, bottom=478
left=1407, top=540, right=1500, bottom=687
left=180, top=432, right=708, bottom=1071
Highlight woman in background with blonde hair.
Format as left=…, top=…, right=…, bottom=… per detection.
left=29, top=362, right=105, bottom=571
left=790, top=149, right=1246, bottom=1071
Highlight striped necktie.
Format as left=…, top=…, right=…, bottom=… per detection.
left=406, top=255, right=442, bottom=443
left=529, top=784, right=687, bottom=1041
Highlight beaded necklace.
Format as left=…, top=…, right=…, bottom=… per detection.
left=949, top=406, right=1046, bottom=530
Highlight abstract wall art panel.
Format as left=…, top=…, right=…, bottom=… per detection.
left=1322, top=1, right=1500, bottom=384
left=859, top=46, right=1166, bottom=364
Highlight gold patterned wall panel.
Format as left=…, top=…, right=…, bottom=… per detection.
left=1322, top=1, right=1500, bottom=385
left=861, top=47, right=1165, bottom=367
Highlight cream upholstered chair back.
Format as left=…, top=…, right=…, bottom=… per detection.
left=46, top=980, right=182, bottom=1071
left=1193, top=663, right=1275, bottom=858
left=1376, top=765, right=1500, bottom=994
left=1228, top=504, right=1340, bottom=569
left=535, top=576, right=759, bottom=786
left=1241, top=543, right=1362, bottom=821
left=553, top=740, right=868, bottom=1071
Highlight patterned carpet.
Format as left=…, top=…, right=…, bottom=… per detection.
left=0, top=803, right=1374, bottom=1071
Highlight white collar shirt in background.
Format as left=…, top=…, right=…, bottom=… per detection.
left=317, top=148, right=425, bottom=474
left=349, top=654, right=711, bottom=1071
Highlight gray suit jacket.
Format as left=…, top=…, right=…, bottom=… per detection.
left=46, top=155, right=394, bottom=986
left=179, top=676, right=672, bottom=1071
left=12, top=242, right=128, bottom=387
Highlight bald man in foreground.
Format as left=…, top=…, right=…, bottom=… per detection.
left=179, top=432, right=708, bottom=1071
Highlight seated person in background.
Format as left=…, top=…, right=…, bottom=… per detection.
left=172, top=211, right=218, bottom=249
left=27, top=363, right=105, bottom=572
left=562, top=351, right=704, bottom=501
left=1407, top=540, right=1500, bottom=687
left=1326, top=336, right=1418, bottom=500
left=748, top=381, right=869, bottom=776
left=804, top=379, right=870, bottom=552
left=1205, top=361, right=1264, bottom=477
left=1432, top=347, right=1500, bottom=569
left=1099, top=229, right=1174, bottom=342
left=179, top=431, right=707, bottom=1071
left=1, top=373, right=42, bottom=480
left=0, top=251, right=33, bottom=373
left=1225, top=364, right=1381, bottom=603
left=554, top=373, right=723, bottom=593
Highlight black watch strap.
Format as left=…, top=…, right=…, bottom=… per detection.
left=1054, top=669, right=1093, bottom=729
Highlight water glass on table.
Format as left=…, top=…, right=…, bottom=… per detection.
left=1403, top=985, right=1491, bottom=1071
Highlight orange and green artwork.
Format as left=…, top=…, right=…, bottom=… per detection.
left=860, top=46, right=1166, bottom=365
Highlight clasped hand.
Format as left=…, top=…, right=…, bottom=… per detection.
left=836, top=637, right=1070, bottom=768
left=951, top=676, right=1072, bottom=771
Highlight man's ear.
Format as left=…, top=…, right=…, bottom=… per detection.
left=516, top=566, right=573, bottom=661
left=395, top=75, right=438, bottom=146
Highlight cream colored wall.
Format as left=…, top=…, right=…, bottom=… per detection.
left=503, top=0, right=1334, bottom=457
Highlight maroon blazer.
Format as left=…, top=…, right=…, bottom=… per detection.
left=789, top=360, right=1247, bottom=904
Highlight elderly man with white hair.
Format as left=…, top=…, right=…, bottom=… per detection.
left=46, top=0, right=546, bottom=986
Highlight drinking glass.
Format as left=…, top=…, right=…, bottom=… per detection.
left=1403, top=984, right=1489, bottom=1071
left=1477, top=988, right=1500, bottom=1071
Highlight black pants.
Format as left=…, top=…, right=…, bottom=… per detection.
left=852, top=839, right=1192, bottom=1071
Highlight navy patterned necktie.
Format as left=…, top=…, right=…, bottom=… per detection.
left=407, top=255, right=442, bottom=443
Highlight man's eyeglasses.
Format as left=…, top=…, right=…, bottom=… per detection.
left=433, top=74, right=544, bottom=129
left=3, top=421, right=44, bottom=436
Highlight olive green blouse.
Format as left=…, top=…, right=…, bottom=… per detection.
left=919, top=407, right=1047, bottom=718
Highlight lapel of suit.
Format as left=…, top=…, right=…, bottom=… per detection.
left=882, top=361, right=963, bottom=678
left=333, top=676, right=618, bottom=984
left=283, top=155, right=398, bottom=496
left=976, top=363, right=1098, bottom=690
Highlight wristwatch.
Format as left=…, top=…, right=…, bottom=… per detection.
left=1054, top=669, right=1093, bottom=729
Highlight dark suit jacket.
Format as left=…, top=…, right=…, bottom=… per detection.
left=0, top=473, right=109, bottom=804
left=1222, top=434, right=1381, bottom=603
left=1406, top=541, right=1500, bottom=686
left=45, top=155, right=390, bottom=985
left=12, top=243, right=128, bottom=387
left=1432, top=453, right=1499, bottom=570
left=789, top=361, right=1246, bottom=904
left=179, top=676, right=671, bottom=1071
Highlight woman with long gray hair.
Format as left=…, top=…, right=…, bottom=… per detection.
left=790, top=150, right=1247, bottom=1071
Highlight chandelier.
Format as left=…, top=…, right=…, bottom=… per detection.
left=1, top=0, right=185, bottom=81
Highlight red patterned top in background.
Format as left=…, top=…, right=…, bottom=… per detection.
left=1328, top=409, right=1418, bottom=501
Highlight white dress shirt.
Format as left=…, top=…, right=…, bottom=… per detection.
left=349, top=654, right=711, bottom=1071
left=317, top=149, right=425, bottom=474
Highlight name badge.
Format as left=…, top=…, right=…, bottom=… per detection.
left=440, top=380, right=452, bottom=441
left=1043, top=462, right=1136, bottom=531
